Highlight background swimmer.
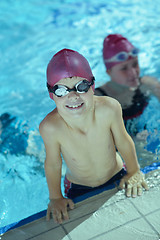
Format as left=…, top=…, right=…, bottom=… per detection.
left=95, top=34, right=160, bottom=137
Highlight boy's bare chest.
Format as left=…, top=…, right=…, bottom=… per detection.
left=60, top=127, right=114, bottom=164
left=62, top=130, right=101, bottom=150
left=60, top=127, right=117, bottom=185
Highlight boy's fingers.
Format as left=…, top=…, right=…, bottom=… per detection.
left=56, top=212, right=63, bottom=224
left=137, top=186, right=143, bottom=196
left=53, top=213, right=57, bottom=223
left=142, top=180, right=149, bottom=190
left=132, top=186, right=137, bottom=198
left=53, top=209, right=62, bottom=224
left=63, top=207, right=69, bottom=221
left=68, top=199, right=74, bottom=209
left=126, top=184, right=132, bottom=197
left=119, top=172, right=149, bottom=198
left=119, top=178, right=126, bottom=189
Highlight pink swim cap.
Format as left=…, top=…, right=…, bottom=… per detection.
left=103, top=34, right=135, bottom=70
left=47, top=49, right=94, bottom=99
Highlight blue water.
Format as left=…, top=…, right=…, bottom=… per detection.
left=1, top=0, right=160, bottom=231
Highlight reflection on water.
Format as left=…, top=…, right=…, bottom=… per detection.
left=135, top=139, right=160, bottom=169
left=0, top=113, right=28, bottom=155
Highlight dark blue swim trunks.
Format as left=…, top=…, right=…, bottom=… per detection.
left=64, top=168, right=127, bottom=202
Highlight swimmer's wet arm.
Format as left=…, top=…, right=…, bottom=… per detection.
left=44, top=152, right=63, bottom=199
left=117, top=134, right=140, bottom=175
left=142, top=76, right=160, bottom=101
left=39, top=120, right=63, bottom=199
left=39, top=119, right=74, bottom=223
left=110, top=101, right=140, bottom=174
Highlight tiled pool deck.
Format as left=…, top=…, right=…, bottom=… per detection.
left=2, top=169, right=160, bottom=240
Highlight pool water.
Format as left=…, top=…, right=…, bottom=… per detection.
left=0, top=0, right=160, bottom=232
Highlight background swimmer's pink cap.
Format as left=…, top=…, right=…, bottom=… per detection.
left=47, top=48, right=94, bottom=99
left=103, top=34, right=135, bottom=70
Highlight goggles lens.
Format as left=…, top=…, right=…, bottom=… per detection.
left=47, top=77, right=95, bottom=97
left=105, top=48, right=139, bottom=63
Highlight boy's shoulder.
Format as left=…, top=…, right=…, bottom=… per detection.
left=94, top=95, right=121, bottom=110
left=39, top=108, right=61, bottom=137
left=94, top=95, right=122, bottom=119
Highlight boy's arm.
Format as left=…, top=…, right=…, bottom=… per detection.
left=39, top=119, right=74, bottom=223
left=110, top=100, right=139, bottom=174
left=110, top=100, right=149, bottom=196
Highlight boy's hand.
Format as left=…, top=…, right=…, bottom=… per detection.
left=46, top=197, right=74, bottom=224
left=119, top=170, right=149, bottom=197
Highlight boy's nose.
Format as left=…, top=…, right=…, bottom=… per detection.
left=68, top=91, right=80, bottom=99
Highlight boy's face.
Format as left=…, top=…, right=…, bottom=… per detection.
left=107, top=57, right=140, bottom=88
left=52, top=76, right=94, bottom=118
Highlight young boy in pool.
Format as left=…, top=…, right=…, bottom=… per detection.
left=39, top=49, right=149, bottom=224
left=95, top=34, right=160, bottom=136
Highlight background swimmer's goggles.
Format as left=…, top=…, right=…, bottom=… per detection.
left=105, top=48, right=139, bottom=63
left=47, top=77, right=95, bottom=97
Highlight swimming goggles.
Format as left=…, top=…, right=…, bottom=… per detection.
left=47, top=77, right=95, bottom=97
left=105, top=48, right=139, bottom=63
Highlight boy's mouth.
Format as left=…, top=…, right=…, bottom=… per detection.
left=66, top=103, right=84, bottom=109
